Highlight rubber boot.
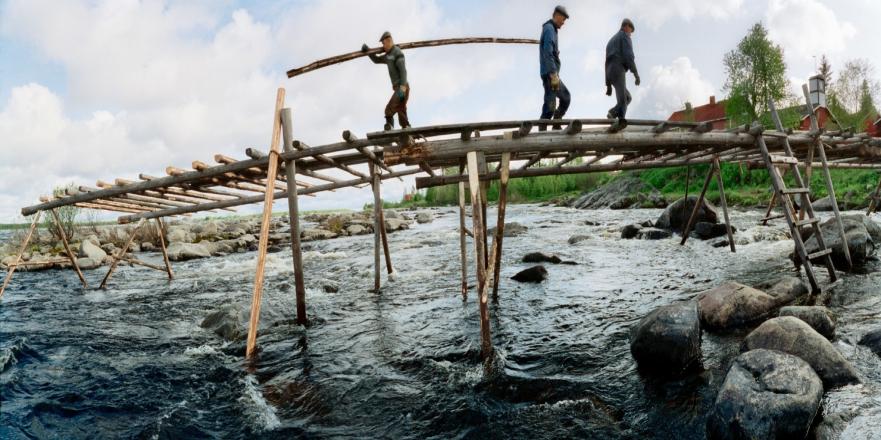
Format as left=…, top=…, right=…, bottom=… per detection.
left=551, top=111, right=563, bottom=131
left=383, top=116, right=394, bottom=131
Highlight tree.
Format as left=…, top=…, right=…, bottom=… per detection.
left=829, top=58, right=880, bottom=114
left=817, top=54, right=833, bottom=85
left=43, top=184, right=80, bottom=244
left=723, top=23, right=790, bottom=123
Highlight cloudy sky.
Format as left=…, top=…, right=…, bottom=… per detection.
left=0, top=0, right=878, bottom=223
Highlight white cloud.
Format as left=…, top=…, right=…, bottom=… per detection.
left=630, top=57, right=716, bottom=118
left=766, top=0, right=857, bottom=60
left=623, top=0, right=745, bottom=29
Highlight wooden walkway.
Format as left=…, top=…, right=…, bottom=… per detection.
left=5, top=85, right=881, bottom=361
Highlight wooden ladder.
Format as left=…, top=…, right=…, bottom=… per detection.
left=756, top=106, right=837, bottom=295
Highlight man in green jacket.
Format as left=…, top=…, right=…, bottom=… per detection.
left=362, top=31, right=410, bottom=130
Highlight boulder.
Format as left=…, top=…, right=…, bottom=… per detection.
left=511, top=265, right=548, bottom=283
left=629, top=301, right=702, bottom=375
left=79, top=240, right=107, bottom=261
left=320, top=280, right=340, bottom=293
left=755, top=276, right=809, bottom=306
left=384, top=209, right=401, bottom=219
left=200, top=305, right=245, bottom=341
left=697, top=282, right=780, bottom=331
left=802, top=215, right=878, bottom=268
left=655, top=196, right=719, bottom=233
left=742, top=316, right=860, bottom=388
left=346, top=224, right=368, bottom=235
left=84, top=234, right=101, bottom=247
left=522, top=252, right=562, bottom=264
left=858, top=328, right=881, bottom=356
left=301, top=228, right=338, bottom=241
left=569, top=177, right=660, bottom=209
left=167, top=242, right=211, bottom=261
left=779, top=306, right=836, bottom=339
left=415, top=212, right=433, bottom=224
left=76, top=257, right=102, bottom=270
left=488, top=222, right=527, bottom=237
left=811, top=196, right=838, bottom=212
left=620, top=224, right=641, bottom=239
left=567, top=234, right=591, bottom=245
left=141, top=242, right=156, bottom=252
left=693, top=222, right=733, bottom=240
left=706, top=349, right=823, bottom=440
left=384, top=218, right=410, bottom=231
left=166, top=226, right=193, bottom=243
left=637, top=228, right=672, bottom=240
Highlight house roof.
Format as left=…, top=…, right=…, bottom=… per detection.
left=668, top=99, right=727, bottom=123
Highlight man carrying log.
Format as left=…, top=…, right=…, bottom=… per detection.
left=539, top=5, right=571, bottom=131
left=362, top=31, right=410, bottom=131
left=605, top=18, right=640, bottom=130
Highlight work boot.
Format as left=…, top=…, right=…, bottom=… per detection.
left=538, top=124, right=548, bottom=132
left=383, top=116, right=394, bottom=131
left=606, top=110, right=615, bottom=120
left=610, top=118, right=628, bottom=132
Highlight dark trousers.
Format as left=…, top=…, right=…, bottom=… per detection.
left=607, top=65, right=631, bottom=119
left=384, top=86, right=410, bottom=128
left=540, top=74, right=571, bottom=120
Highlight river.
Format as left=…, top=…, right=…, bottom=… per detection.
left=1, top=205, right=880, bottom=439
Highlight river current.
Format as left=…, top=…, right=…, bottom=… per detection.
left=1, top=205, right=880, bottom=439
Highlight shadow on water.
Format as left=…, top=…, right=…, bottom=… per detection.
left=1, top=209, right=880, bottom=439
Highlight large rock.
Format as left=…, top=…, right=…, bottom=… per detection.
left=301, top=228, right=338, bottom=241
left=858, top=328, right=881, bottom=356
left=167, top=242, right=211, bottom=261
left=511, top=265, right=547, bottom=283
left=693, top=222, right=733, bottom=240
left=655, top=196, right=719, bottom=233
left=488, top=222, right=527, bottom=237
left=84, top=234, right=101, bottom=247
left=79, top=240, right=107, bottom=261
left=166, top=226, right=194, bottom=243
left=200, top=305, right=245, bottom=341
left=567, top=234, right=591, bottom=245
left=697, top=282, right=780, bottom=331
left=346, top=224, right=368, bottom=235
left=629, top=301, right=702, bottom=375
left=569, top=177, right=661, bottom=209
left=811, top=195, right=838, bottom=212
left=620, top=224, right=641, bottom=239
left=384, top=218, right=410, bottom=231
left=706, top=349, right=823, bottom=440
left=802, top=215, right=878, bottom=268
left=415, top=212, right=433, bottom=224
left=755, top=276, right=809, bottom=306
left=522, top=252, right=562, bottom=264
left=76, top=257, right=102, bottom=270
left=742, top=316, right=860, bottom=388
left=779, top=306, right=836, bottom=339
left=637, top=228, right=672, bottom=240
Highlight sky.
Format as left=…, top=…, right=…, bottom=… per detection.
left=0, top=0, right=879, bottom=223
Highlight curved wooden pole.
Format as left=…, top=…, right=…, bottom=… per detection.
left=286, top=37, right=538, bottom=78
left=50, top=209, right=87, bottom=288
left=0, top=211, right=42, bottom=299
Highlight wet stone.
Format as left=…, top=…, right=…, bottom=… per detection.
left=511, top=265, right=548, bottom=283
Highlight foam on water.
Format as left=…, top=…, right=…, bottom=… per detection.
left=239, top=374, right=281, bottom=432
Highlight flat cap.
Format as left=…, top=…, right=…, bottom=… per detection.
left=554, top=5, right=569, bottom=19
left=379, top=31, right=392, bottom=42
left=622, top=18, right=635, bottom=31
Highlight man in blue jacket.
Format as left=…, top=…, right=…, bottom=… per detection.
left=362, top=31, right=410, bottom=130
left=605, top=18, right=640, bottom=130
left=539, top=6, right=570, bottom=131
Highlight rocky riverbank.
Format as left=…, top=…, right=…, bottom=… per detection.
left=0, top=209, right=430, bottom=271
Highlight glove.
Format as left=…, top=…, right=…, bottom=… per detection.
left=605, top=85, right=612, bottom=96
left=549, top=73, right=561, bottom=91
left=361, top=43, right=369, bottom=53
left=634, top=74, right=641, bottom=86
left=396, top=85, right=407, bottom=101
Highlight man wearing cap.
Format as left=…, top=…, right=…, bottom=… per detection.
left=539, top=5, right=571, bottom=131
left=362, top=31, right=410, bottom=130
left=605, top=18, right=640, bottom=129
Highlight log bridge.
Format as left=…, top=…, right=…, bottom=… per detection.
left=4, top=85, right=881, bottom=361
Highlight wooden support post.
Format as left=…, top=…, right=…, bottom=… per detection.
left=477, top=153, right=489, bottom=268
left=155, top=218, right=174, bottom=280
left=0, top=211, right=42, bottom=300
left=867, top=176, right=881, bottom=216
left=466, top=152, right=492, bottom=360
left=99, top=218, right=146, bottom=289
left=378, top=200, right=393, bottom=274
left=800, top=145, right=815, bottom=221
left=491, top=152, right=511, bottom=301
left=458, top=162, right=468, bottom=299
left=50, top=209, right=87, bottom=288
left=713, top=157, right=736, bottom=253
left=684, top=165, right=691, bottom=200
left=245, top=87, right=286, bottom=359
left=281, top=108, right=307, bottom=325
left=370, top=163, right=382, bottom=292
left=680, top=163, right=715, bottom=245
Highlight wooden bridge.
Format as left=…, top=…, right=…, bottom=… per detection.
left=4, top=84, right=881, bottom=362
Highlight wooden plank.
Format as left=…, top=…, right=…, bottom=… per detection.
left=99, top=219, right=146, bottom=289
left=458, top=161, right=468, bottom=299
left=50, top=208, right=87, bottom=288
left=246, top=88, right=286, bottom=359
left=490, top=152, right=511, bottom=301
left=713, top=157, right=736, bottom=253
left=156, top=218, right=174, bottom=280
left=0, top=211, right=42, bottom=299
left=370, top=163, right=382, bottom=292
left=466, top=152, right=492, bottom=360
left=281, top=108, right=307, bottom=325
left=680, top=162, right=716, bottom=245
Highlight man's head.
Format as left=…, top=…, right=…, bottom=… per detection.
left=552, top=5, right=569, bottom=28
left=379, top=31, right=393, bottom=51
left=621, top=18, right=635, bottom=35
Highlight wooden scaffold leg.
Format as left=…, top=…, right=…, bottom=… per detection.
left=681, top=163, right=715, bottom=245
left=458, top=161, right=468, bottom=299
left=281, top=107, right=307, bottom=325
left=99, top=218, right=146, bottom=289
left=490, top=152, right=511, bottom=302
left=50, top=208, right=87, bottom=288
left=246, top=87, right=286, bottom=359
left=466, top=151, right=492, bottom=360
left=155, top=218, right=174, bottom=280
left=370, top=163, right=382, bottom=292
left=0, top=211, right=43, bottom=300
left=680, top=158, right=736, bottom=252
left=712, top=157, right=736, bottom=253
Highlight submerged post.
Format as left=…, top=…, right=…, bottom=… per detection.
left=99, top=218, right=146, bottom=289
left=50, top=208, right=87, bottom=288
left=0, top=211, right=42, bottom=299
left=370, top=163, right=382, bottom=292
left=281, top=108, right=307, bottom=325
left=491, top=152, right=511, bottom=301
left=466, top=152, right=492, bottom=359
left=246, top=87, right=286, bottom=359
left=155, top=218, right=174, bottom=280
left=378, top=204, right=393, bottom=275
left=458, top=162, right=468, bottom=299
left=680, top=163, right=715, bottom=245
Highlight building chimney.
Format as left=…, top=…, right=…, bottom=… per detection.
left=709, top=96, right=716, bottom=105
left=685, top=102, right=693, bottom=112
left=809, top=74, right=826, bottom=108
